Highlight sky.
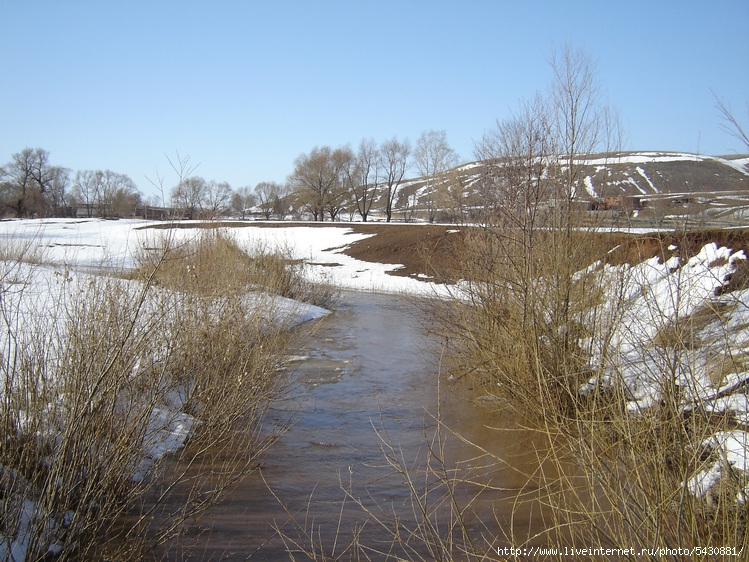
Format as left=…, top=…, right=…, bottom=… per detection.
left=1, top=0, right=747, bottom=201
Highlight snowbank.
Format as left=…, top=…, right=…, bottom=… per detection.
left=581, top=242, right=749, bottom=502
left=0, top=220, right=333, bottom=560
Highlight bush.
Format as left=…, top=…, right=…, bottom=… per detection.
left=0, top=228, right=321, bottom=560
left=135, top=227, right=338, bottom=309
left=430, top=228, right=749, bottom=559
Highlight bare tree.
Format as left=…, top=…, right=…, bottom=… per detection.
left=289, top=147, right=334, bottom=221
left=327, top=146, right=355, bottom=221
left=551, top=45, right=606, bottom=201
left=47, top=166, right=72, bottom=217
left=72, top=170, right=141, bottom=218
left=146, top=152, right=199, bottom=211
left=108, top=174, right=141, bottom=217
left=464, top=45, right=620, bottom=408
left=254, top=181, right=283, bottom=220
left=379, top=137, right=411, bottom=222
left=171, top=176, right=207, bottom=219
left=714, top=93, right=749, bottom=151
left=350, top=138, right=380, bottom=221
left=547, top=45, right=622, bottom=340
left=289, top=145, right=353, bottom=221
left=98, top=170, right=139, bottom=217
left=231, top=185, right=256, bottom=219
left=272, top=182, right=293, bottom=220
left=203, top=180, right=232, bottom=219
left=414, top=130, right=459, bottom=222
left=474, top=93, right=555, bottom=228
left=72, top=170, right=101, bottom=218
left=1, top=147, right=59, bottom=217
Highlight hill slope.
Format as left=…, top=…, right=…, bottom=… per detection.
left=389, top=152, right=749, bottom=225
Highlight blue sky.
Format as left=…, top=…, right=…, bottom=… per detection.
left=1, top=1, right=747, bottom=199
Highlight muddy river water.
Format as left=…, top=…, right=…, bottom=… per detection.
left=165, top=291, right=551, bottom=560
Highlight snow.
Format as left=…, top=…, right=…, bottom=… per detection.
left=0, top=219, right=444, bottom=296
left=626, top=173, right=648, bottom=195
left=635, top=166, right=659, bottom=193
left=720, top=156, right=749, bottom=176
left=580, top=241, right=749, bottom=502
left=132, top=407, right=196, bottom=483
left=686, top=431, right=749, bottom=502
left=0, top=499, right=67, bottom=561
left=583, top=176, right=598, bottom=198
left=579, top=152, right=707, bottom=167
left=577, top=152, right=749, bottom=178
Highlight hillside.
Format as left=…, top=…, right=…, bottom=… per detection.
left=390, top=151, right=749, bottom=226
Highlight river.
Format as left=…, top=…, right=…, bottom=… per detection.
left=162, top=291, right=551, bottom=560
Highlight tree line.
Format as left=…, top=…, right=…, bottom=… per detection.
left=4, top=44, right=746, bottom=225
left=0, top=148, right=251, bottom=220
left=288, top=129, right=459, bottom=222
left=0, top=148, right=144, bottom=219
left=0, top=128, right=460, bottom=222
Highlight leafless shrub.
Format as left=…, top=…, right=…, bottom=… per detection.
left=0, top=228, right=322, bottom=560
left=423, top=225, right=749, bottom=559
left=401, top=47, right=749, bottom=559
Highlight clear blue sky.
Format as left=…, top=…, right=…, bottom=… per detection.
left=1, top=1, right=747, bottom=200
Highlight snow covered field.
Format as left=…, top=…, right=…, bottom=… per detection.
left=0, top=218, right=439, bottom=295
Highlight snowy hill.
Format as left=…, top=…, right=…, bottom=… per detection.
left=391, top=152, right=749, bottom=224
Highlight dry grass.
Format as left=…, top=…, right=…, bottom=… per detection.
left=0, top=227, right=326, bottom=560
left=134, top=228, right=338, bottom=308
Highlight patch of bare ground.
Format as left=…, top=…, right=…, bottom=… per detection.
left=603, top=228, right=749, bottom=292
left=343, top=223, right=467, bottom=282
left=141, top=221, right=749, bottom=287
left=343, top=225, right=749, bottom=286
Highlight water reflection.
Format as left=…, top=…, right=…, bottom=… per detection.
left=161, top=291, right=553, bottom=560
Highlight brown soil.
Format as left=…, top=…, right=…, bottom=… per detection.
left=342, top=223, right=467, bottom=281
left=344, top=225, right=749, bottom=284
left=604, top=229, right=749, bottom=265
left=147, top=221, right=749, bottom=286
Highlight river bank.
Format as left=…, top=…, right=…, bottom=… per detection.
left=155, top=291, right=555, bottom=560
